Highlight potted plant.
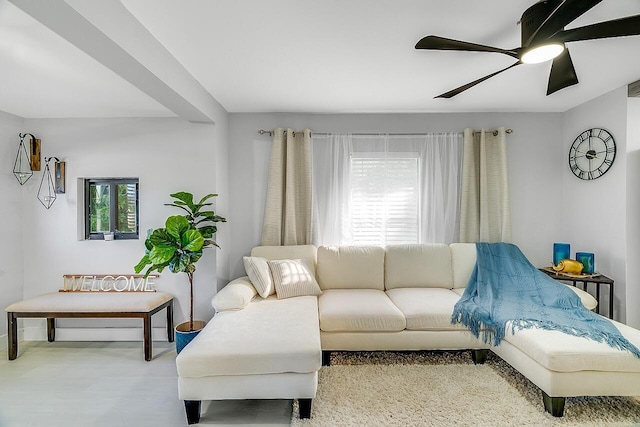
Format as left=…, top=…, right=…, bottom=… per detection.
left=135, top=192, right=226, bottom=353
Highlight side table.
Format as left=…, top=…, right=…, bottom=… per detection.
left=539, top=269, right=614, bottom=319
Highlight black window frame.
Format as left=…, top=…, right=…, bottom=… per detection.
left=84, top=178, right=139, bottom=240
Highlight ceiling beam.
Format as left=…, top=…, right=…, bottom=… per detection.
left=9, top=0, right=223, bottom=123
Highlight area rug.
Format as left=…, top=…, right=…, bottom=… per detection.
left=291, top=351, right=640, bottom=426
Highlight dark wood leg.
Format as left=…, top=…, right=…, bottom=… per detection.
left=471, top=349, right=487, bottom=364
left=609, top=283, right=614, bottom=320
left=322, top=350, right=331, bottom=366
left=299, top=398, right=312, bottom=419
left=542, top=392, right=565, bottom=417
left=8, top=313, right=17, bottom=360
left=143, top=314, right=152, bottom=361
left=47, top=318, right=56, bottom=342
left=184, top=400, right=201, bottom=424
left=167, top=301, right=174, bottom=343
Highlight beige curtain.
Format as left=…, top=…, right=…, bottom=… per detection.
left=261, top=128, right=312, bottom=246
left=459, top=127, right=511, bottom=243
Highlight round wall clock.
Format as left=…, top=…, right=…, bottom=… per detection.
left=568, top=128, right=616, bottom=180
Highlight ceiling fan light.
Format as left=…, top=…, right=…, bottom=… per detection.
left=521, top=43, right=564, bottom=64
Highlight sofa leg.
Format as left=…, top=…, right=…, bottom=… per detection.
left=184, top=400, right=201, bottom=424
left=299, top=398, right=312, bottom=419
left=471, top=349, right=487, bottom=364
left=542, top=392, right=565, bottom=417
left=322, top=351, right=331, bottom=366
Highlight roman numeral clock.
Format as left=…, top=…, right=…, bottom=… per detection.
left=568, top=128, right=616, bottom=180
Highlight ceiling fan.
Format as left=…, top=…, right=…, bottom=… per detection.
left=415, top=0, right=640, bottom=98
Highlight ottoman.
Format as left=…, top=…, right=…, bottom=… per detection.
left=175, top=294, right=321, bottom=424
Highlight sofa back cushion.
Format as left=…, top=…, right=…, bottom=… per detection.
left=450, top=243, right=477, bottom=289
left=384, top=244, right=453, bottom=289
left=251, top=245, right=318, bottom=276
left=317, top=245, right=385, bottom=290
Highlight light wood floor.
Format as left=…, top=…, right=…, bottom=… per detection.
left=0, top=341, right=292, bottom=427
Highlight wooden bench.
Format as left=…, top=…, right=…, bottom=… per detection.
left=6, top=292, right=174, bottom=361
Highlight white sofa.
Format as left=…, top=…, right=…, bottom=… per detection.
left=175, top=243, right=640, bottom=423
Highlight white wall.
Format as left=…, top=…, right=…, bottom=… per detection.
left=0, top=111, right=25, bottom=347
left=19, top=116, right=228, bottom=340
left=626, top=97, right=640, bottom=327
left=228, top=112, right=564, bottom=279
left=562, top=87, right=629, bottom=322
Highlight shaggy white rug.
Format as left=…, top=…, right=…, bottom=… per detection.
left=291, top=351, right=640, bottom=426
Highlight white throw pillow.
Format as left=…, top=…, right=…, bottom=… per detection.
left=268, top=259, right=322, bottom=299
left=243, top=256, right=274, bottom=298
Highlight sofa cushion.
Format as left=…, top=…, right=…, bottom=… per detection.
left=450, top=243, right=477, bottom=289
left=317, top=246, right=385, bottom=290
left=177, top=295, right=321, bottom=377
left=386, top=288, right=467, bottom=331
left=385, top=244, right=453, bottom=290
left=318, top=289, right=406, bottom=332
left=243, top=256, right=274, bottom=298
left=450, top=282, right=598, bottom=311
left=268, top=259, right=322, bottom=299
left=503, top=319, right=640, bottom=373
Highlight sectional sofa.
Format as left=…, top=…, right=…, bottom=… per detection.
left=175, top=243, right=640, bottom=424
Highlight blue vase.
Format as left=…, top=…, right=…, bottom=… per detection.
left=175, top=320, right=206, bottom=354
left=576, top=252, right=595, bottom=274
left=553, top=243, right=570, bottom=266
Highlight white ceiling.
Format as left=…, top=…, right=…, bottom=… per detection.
left=1, top=0, right=639, bottom=119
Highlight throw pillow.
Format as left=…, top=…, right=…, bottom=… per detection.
left=268, top=259, right=322, bottom=299
left=243, top=256, right=274, bottom=298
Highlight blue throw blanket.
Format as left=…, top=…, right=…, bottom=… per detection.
left=451, top=242, right=640, bottom=358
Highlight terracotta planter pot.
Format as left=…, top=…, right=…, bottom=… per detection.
left=175, top=320, right=206, bottom=354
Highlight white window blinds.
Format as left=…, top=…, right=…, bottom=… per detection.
left=350, top=153, right=419, bottom=245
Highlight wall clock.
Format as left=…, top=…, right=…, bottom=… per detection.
left=568, top=128, right=616, bottom=180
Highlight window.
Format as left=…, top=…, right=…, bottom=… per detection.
left=350, top=153, right=420, bottom=245
left=312, top=132, right=463, bottom=246
left=84, top=178, right=139, bottom=240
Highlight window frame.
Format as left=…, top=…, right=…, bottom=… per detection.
left=84, top=178, right=139, bottom=240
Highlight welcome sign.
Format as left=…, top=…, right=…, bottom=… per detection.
left=60, top=274, right=159, bottom=292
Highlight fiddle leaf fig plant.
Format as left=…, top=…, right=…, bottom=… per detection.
left=134, top=192, right=226, bottom=331
left=165, top=192, right=226, bottom=244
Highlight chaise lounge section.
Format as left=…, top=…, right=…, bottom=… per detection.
left=175, top=245, right=321, bottom=424
left=176, top=243, right=640, bottom=422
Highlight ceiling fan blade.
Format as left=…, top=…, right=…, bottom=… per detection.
left=547, top=49, right=578, bottom=95
left=436, top=61, right=521, bottom=99
left=415, top=35, right=519, bottom=59
left=554, top=15, right=640, bottom=43
left=525, top=0, right=602, bottom=46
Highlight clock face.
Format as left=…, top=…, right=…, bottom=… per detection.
left=568, top=128, right=616, bottom=180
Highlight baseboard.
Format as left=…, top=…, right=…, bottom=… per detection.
left=22, top=327, right=172, bottom=342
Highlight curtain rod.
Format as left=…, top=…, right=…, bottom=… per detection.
left=258, top=129, right=513, bottom=137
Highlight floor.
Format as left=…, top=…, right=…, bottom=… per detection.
left=0, top=341, right=292, bottom=427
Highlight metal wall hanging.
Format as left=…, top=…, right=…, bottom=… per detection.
left=13, top=133, right=35, bottom=184
left=54, top=161, right=66, bottom=193
left=38, top=157, right=64, bottom=209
